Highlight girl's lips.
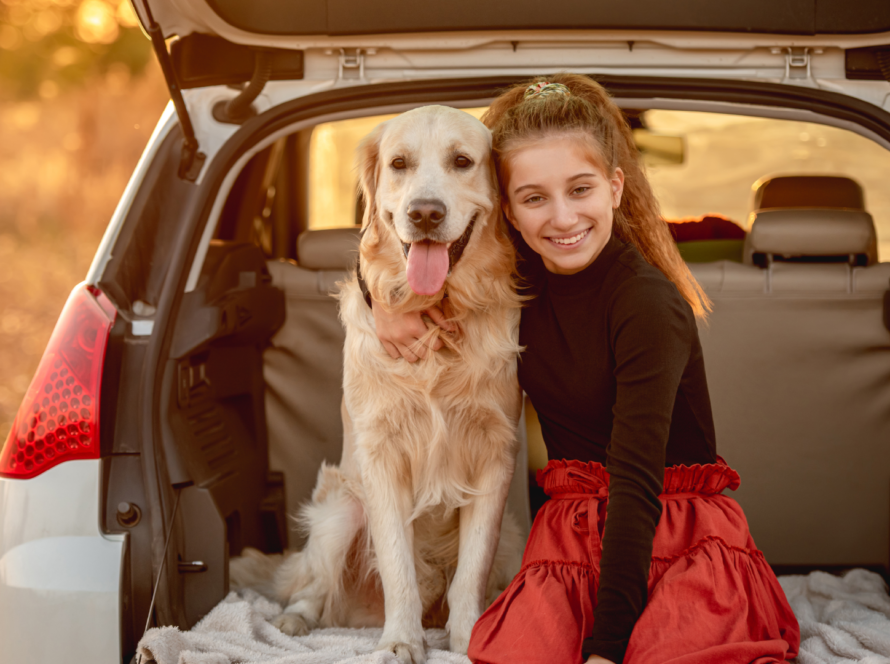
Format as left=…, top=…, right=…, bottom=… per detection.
left=547, top=228, right=591, bottom=247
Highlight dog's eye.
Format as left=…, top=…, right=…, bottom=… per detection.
left=454, top=155, right=473, bottom=169
left=391, top=158, right=407, bottom=170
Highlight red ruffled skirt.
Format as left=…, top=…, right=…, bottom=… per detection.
left=468, top=459, right=800, bottom=664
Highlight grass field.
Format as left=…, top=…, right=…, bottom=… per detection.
left=0, top=67, right=168, bottom=444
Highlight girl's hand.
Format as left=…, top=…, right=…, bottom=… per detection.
left=371, top=299, right=456, bottom=362
left=586, top=657, right=616, bottom=664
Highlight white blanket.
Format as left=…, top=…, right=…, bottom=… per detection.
left=138, top=570, right=890, bottom=664
left=136, top=590, right=471, bottom=664
left=779, top=569, right=890, bottom=664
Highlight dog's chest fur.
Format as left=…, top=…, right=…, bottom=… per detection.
left=339, top=282, right=521, bottom=512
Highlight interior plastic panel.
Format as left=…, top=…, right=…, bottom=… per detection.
left=164, top=241, right=287, bottom=626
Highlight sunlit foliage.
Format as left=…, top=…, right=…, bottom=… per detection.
left=0, top=0, right=151, bottom=100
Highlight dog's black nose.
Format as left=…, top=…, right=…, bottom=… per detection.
left=407, top=199, right=447, bottom=234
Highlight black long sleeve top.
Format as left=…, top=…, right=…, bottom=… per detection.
left=516, top=232, right=717, bottom=664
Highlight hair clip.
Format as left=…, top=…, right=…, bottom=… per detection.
left=523, top=81, right=571, bottom=100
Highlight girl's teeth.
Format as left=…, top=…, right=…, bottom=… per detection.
left=552, top=230, right=588, bottom=245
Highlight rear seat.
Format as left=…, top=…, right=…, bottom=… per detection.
left=688, top=175, right=890, bottom=571
left=694, top=207, right=880, bottom=294
left=263, top=228, right=531, bottom=548
left=263, top=229, right=359, bottom=547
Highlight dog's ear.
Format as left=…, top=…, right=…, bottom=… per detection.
left=356, top=121, right=387, bottom=233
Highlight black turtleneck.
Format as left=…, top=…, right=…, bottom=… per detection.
left=516, top=233, right=717, bottom=664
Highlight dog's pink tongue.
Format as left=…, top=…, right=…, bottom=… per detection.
left=406, top=241, right=449, bottom=295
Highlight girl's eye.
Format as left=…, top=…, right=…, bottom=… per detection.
left=524, top=195, right=543, bottom=204
left=391, top=158, right=407, bottom=170
left=573, top=186, right=590, bottom=195
left=454, top=155, right=473, bottom=169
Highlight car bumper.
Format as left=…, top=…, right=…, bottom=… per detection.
left=0, top=459, right=123, bottom=663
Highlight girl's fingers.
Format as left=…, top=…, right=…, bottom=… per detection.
left=382, top=341, right=402, bottom=361
left=424, top=305, right=456, bottom=333
left=409, top=339, right=429, bottom=360
left=395, top=342, right=419, bottom=363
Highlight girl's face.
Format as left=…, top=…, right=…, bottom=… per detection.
left=503, top=136, right=624, bottom=275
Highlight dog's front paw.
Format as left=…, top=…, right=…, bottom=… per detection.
left=446, top=613, right=477, bottom=655
left=376, top=639, right=426, bottom=664
left=271, top=612, right=313, bottom=636
left=445, top=602, right=481, bottom=655
left=448, top=630, right=471, bottom=656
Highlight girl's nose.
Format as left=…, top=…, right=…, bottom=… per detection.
left=551, top=196, right=578, bottom=230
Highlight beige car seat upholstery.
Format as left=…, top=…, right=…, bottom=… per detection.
left=263, top=228, right=530, bottom=549
left=743, top=209, right=878, bottom=267
left=690, top=178, right=890, bottom=570
left=263, top=230, right=357, bottom=547
left=745, top=175, right=877, bottom=267
left=752, top=175, right=866, bottom=211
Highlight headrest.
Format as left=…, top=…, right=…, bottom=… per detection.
left=743, top=208, right=877, bottom=266
left=752, top=175, right=865, bottom=211
left=296, top=227, right=361, bottom=271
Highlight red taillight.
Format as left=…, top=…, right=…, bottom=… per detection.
left=0, top=284, right=116, bottom=479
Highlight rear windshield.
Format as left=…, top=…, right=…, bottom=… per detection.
left=308, top=108, right=890, bottom=261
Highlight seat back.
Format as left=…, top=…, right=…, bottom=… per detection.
left=751, top=175, right=866, bottom=212
left=263, top=231, right=358, bottom=547
left=743, top=208, right=878, bottom=267
left=689, top=205, right=890, bottom=570
left=263, top=228, right=530, bottom=548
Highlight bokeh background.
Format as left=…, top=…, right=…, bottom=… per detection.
left=0, top=0, right=168, bottom=442
left=3, top=5, right=889, bottom=444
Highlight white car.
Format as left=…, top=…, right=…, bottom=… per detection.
left=2, top=1, right=890, bottom=662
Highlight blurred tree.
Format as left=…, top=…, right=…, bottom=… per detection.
left=0, top=0, right=152, bottom=101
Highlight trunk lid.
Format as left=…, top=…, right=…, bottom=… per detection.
left=133, top=0, right=890, bottom=44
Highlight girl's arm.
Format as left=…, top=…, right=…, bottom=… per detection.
left=585, top=275, right=697, bottom=663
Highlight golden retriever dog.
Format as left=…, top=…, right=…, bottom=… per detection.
left=263, top=105, right=525, bottom=663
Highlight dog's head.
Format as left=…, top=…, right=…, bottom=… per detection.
left=357, top=106, right=501, bottom=301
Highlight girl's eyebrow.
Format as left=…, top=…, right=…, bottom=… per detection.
left=513, top=172, right=599, bottom=195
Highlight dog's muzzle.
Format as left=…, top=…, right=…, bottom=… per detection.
left=400, top=212, right=478, bottom=275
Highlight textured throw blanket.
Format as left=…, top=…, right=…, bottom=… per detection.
left=138, top=570, right=890, bottom=664
left=779, top=569, right=890, bottom=664
left=136, top=589, right=470, bottom=664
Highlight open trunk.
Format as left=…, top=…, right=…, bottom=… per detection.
left=85, top=3, right=890, bottom=659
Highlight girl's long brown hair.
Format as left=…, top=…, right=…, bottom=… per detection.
left=482, top=73, right=711, bottom=318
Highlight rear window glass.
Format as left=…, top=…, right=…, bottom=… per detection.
left=643, top=110, right=890, bottom=261
left=308, top=108, right=890, bottom=261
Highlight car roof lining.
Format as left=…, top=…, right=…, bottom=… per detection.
left=184, top=93, right=890, bottom=293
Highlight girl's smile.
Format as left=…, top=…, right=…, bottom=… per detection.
left=549, top=227, right=591, bottom=246
left=503, top=136, right=624, bottom=275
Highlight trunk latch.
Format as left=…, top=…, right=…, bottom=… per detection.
left=327, top=48, right=376, bottom=83
left=773, top=46, right=824, bottom=82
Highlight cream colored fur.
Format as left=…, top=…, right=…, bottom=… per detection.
left=266, top=106, right=524, bottom=664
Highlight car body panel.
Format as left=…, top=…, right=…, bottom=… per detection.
left=86, top=104, right=178, bottom=289
left=0, top=460, right=123, bottom=663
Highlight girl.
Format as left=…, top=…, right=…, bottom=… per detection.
left=367, top=74, right=800, bottom=664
